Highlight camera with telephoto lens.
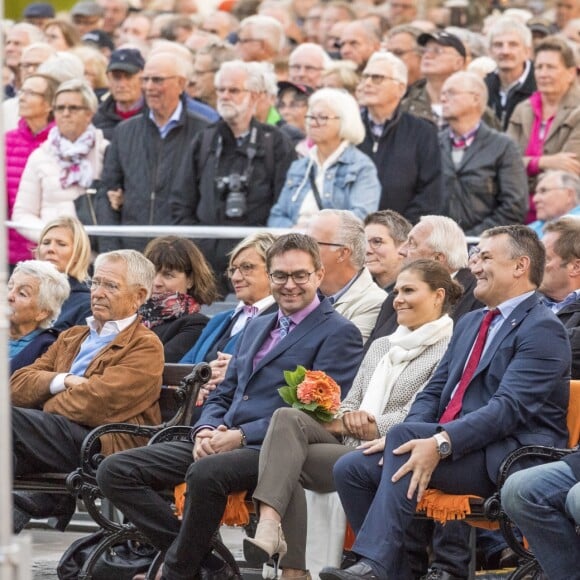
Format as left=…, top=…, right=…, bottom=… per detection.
left=215, top=173, right=248, bottom=219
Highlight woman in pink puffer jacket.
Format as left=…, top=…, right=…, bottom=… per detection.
left=6, top=73, right=58, bottom=268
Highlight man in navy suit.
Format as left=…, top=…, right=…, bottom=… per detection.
left=320, top=225, right=570, bottom=580
left=97, top=233, right=363, bottom=580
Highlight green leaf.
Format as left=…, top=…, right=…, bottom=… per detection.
left=314, top=409, right=335, bottom=423
left=283, top=365, right=306, bottom=388
left=278, top=386, right=299, bottom=406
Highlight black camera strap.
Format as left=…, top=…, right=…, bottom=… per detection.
left=308, top=167, right=324, bottom=210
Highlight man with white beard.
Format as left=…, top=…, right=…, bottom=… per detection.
left=172, top=60, right=296, bottom=286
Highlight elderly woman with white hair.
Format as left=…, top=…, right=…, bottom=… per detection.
left=12, top=79, right=108, bottom=243
left=8, top=260, right=70, bottom=374
left=268, top=88, right=380, bottom=228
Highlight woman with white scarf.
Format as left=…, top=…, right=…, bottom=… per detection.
left=12, top=79, right=108, bottom=243
left=243, top=259, right=463, bottom=580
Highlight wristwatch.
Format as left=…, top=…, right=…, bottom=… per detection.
left=433, top=433, right=452, bottom=459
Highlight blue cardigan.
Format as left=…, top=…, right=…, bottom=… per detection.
left=179, top=309, right=239, bottom=363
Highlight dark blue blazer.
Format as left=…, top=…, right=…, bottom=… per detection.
left=194, top=299, right=363, bottom=448
left=406, top=293, right=570, bottom=482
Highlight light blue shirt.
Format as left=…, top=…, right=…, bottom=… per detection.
left=149, top=100, right=183, bottom=139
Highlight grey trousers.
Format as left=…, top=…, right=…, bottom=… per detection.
left=253, top=407, right=352, bottom=570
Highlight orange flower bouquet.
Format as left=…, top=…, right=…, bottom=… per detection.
left=278, top=365, right=341, bottom=422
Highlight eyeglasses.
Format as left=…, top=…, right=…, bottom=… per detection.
left=360, top=73, right=399, bottom=85
left=226, top=263, right=262, bottom=278
left=140, top=75, right=177, bottom=85
left=316, top=241, right=344, bottom=248
left=305, top=114, right=340, bottom=126
left=535, top=186, right=564, bottom=195
left=288, top=64, right=324, bottom=73
left=367, top=237, right=387, bottom=250
left=420, top=46, right=456, bottom=57
left=277, top=100, right=308, bottom=110
left=389, top=48, right=419, bottom=58
left=54, top=104, right=88, bottom=113
left=215, top=87, right=248, bottom=96
left=237, top=37, right=263, bottom=44
left=17, top=88, right=45, bottom=98
left=440, top=89, right=478, bottom=99
left=88, top=279, right=123, bottom=293
left=19, top=61, right=43, bottom=71
left=269, top=270, right=314, bottom=285
left=192, top=68, right=218, bottom=76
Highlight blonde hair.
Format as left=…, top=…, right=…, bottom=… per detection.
left=35, top=216, right=91, bottom=281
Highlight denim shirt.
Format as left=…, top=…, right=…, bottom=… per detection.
left=267, top=143, right=380, bottom=227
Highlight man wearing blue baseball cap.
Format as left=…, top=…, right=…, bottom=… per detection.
left=93, top=48, right=145, bottom=140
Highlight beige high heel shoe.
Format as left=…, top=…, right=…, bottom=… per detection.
left=243, top=519, right=288, bottom=574
left=281, top=570, right=312, bottom=579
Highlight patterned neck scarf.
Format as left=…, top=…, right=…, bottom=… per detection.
left=139, top=292, right=201, bottom=329
left=49, top=124, right=96, bottom=189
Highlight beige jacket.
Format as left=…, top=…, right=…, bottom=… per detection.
left=507, top=83, right=580, bottom=189
left=333, top=268, right=387, bottom=344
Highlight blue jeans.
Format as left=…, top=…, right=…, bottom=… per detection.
left=502, top=461, right=580, bottom=580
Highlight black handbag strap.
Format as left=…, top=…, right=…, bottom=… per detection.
left=308, top=167, right=324, bottom=210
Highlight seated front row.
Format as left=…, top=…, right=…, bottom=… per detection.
left=243, top=259, right=462, bottom=578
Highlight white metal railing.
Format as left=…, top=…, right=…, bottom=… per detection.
left=6, top=222, right=481, bottom=245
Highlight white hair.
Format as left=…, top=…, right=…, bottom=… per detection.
left=55, top=78, right=99, bottom=113
left=290, top=42, right=332, bottom=69
left=240, top=15, right=285, bottom=54
left=420, top=215, right=468, bottom=270
left=367, top=51, right=408, bottom=86
left=12, top=261, right=70, bottom=329
left=252, top=61, right=279, bottom=97
left=94, top=250, right=156, bottom=301
left=216, top=60, right=263, bottom=93
left=37, top=52, right=84, bottom=83
left=487, top=17, right=532, bottom=49
left=308, top=88, right=366, bottom=145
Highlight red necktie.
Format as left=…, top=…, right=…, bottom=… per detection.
left=439, top=309, right=500, bottom=424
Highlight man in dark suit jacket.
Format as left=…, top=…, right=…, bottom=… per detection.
left=366, top=215, right=482, bottom=352
left=97, top=233, right=363, bottom=580
left=321, top=225, right=570, bottom=580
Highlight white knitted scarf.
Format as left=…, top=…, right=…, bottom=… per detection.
left=359, top=315, right=453, bottom=417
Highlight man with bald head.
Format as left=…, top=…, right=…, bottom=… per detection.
left=339, top=20, right=381, bottom=71
left=236, top=15, right=285, bottom=62
left=200, top=10, right=239, bottom=39
left=288, top=42, right=331, bottom=88
left=439, top=71, right=528, bottom=235
left=97, top=52, right=208, bottom=252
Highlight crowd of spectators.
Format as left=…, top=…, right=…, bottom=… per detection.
left=4, top=0, right=580, bottom=579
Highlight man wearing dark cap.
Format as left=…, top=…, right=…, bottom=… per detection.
left=400, top=31, right=467, bottom=128
left=401, top=30, right=499, bottom=130
left=93, top=48, right=145, bottom=141
left=70, top=1, right=105, bottom=36
left=22, top=3, right=55, bottom=28
left=81, top=30, right=115, bottom=58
